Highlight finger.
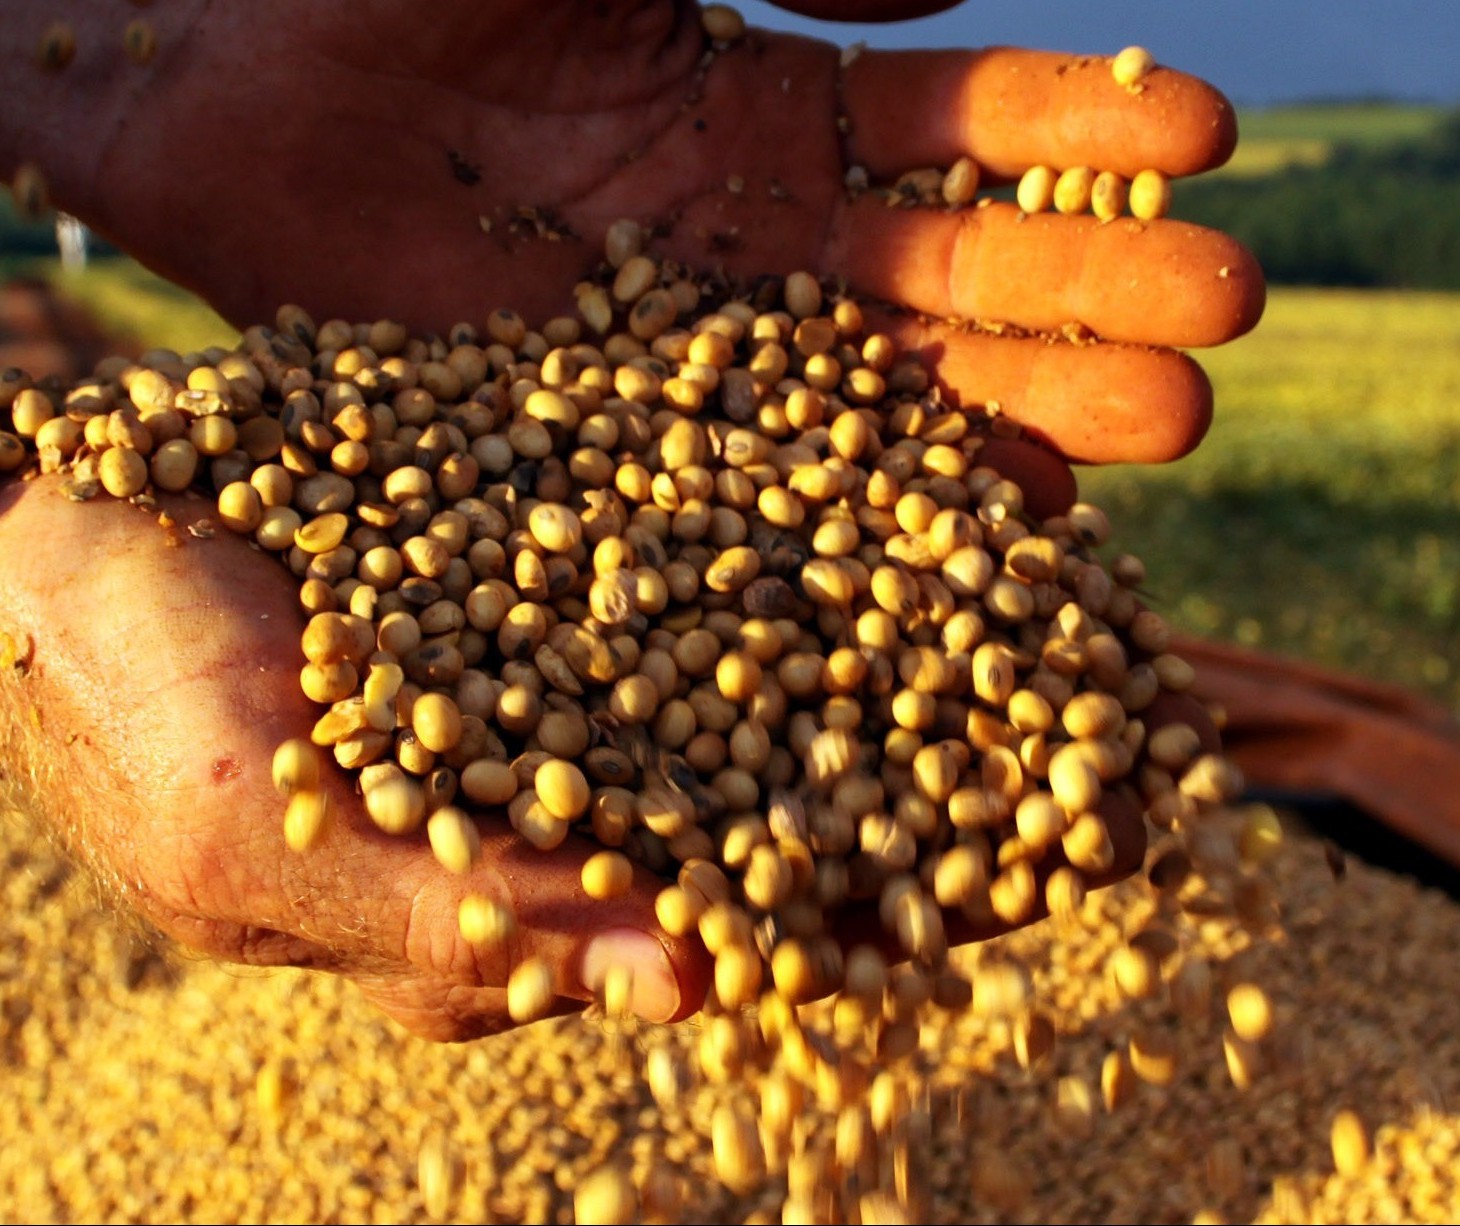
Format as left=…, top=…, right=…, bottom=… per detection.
left=867, top=308, right=1215, bottom=464
left=974, top=437, right=1077, bottom=520
left=831, top=199, right=1264, bottom=349
left=352, top=976, right=582, bottom=1043
left=842, top=46, right=1238, bottom=179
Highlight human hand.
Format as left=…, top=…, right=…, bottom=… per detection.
left=3, top=0, right=1261, bottom=469
left=0, top=1, right=1249, bottom=1038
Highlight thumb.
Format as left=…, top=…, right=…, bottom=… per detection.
left=294, top=811, right=711, bottom=1041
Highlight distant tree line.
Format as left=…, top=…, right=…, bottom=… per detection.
left=1179, top=108, right=1460, bottom=288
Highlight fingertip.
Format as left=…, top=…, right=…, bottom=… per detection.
left=1132, top=69, right=1239, bottom=176
left=532, top=849, right=711, bottom=1022
left=1133, top=223, right=1265, bottom=349
left=1127, top=348, right=1215, bottom=464
left=658, top=928, right=714, bottom=1021
left=1205, top=82, right=1241, bottom=172
left=578, top=925, right=710, bottom=1024
left=1079, top=216, right=1266, bottom=349
left=1025, top=344, right=1213, bottom=465
left=1215, top=232, right=1267, bottom=340
left=976, top=437, right=1077, bottom=519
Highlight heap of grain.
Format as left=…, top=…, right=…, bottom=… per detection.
left=11, top=789, right=1460, bottom=1225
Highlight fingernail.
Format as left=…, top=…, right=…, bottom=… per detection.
left=579, top=928, right=680, bottom=1024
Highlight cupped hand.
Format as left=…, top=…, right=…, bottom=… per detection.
left=5, top=0, right=1262, bottom=466
left=0, top=1, right=1251, bottom=1038
left=0, top=476, right=718, bottom=1039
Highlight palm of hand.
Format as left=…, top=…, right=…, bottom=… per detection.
left=95, top=2, right=1258, bottom=467
left=104, top=2, right=838, bottom=328
left=0, top=478, right=711, bottom=1039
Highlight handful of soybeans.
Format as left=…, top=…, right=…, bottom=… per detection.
left=1, top=216, right=1239, bottom=1014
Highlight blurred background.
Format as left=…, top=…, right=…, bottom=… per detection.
left=3, top=0, right=1458, bottom=712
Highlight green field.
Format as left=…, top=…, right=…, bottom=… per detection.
left=1239, top=101, right=1446, bottom=145
left=1217, top=101, right=1448, bottom=176
left=1082, top=288, right=1460, bottom=711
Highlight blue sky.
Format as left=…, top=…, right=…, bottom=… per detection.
left=737, top=1, right=1460, bottom=107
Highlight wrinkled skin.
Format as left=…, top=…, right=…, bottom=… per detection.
left=0, top=0, right=1261, bottom=1038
